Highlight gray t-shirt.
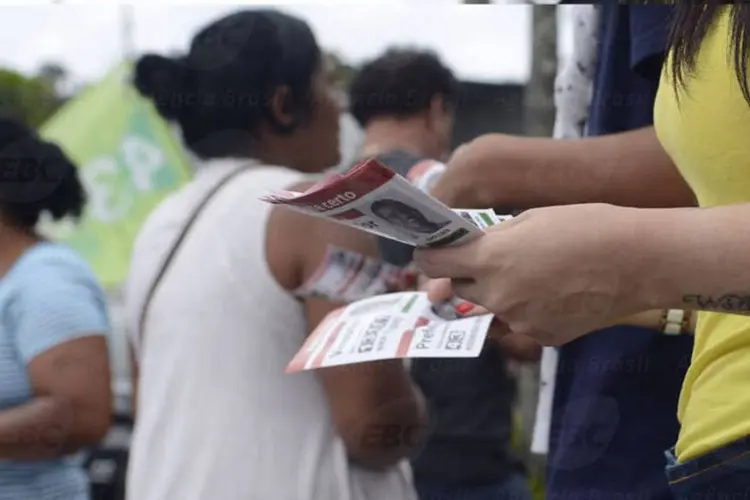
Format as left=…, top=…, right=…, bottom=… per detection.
left=343, top=150, right=522, bottom=485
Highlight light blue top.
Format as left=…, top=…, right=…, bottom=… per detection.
left=0, top=242, right=109, bottom=500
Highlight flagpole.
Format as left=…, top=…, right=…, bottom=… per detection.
left=120, top=5, right=135, bottom=63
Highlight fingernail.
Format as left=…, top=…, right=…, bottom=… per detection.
left=455, top=302, right=475, bottom=315
left=431, top=301, right=459, bottom=320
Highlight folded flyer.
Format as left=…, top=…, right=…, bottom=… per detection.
left=261, top=158, right=497, bottom=248
left=287, top=292, right=493, bottom=372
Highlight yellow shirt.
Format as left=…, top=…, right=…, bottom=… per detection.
left=654, top=8, right=750, bottom=462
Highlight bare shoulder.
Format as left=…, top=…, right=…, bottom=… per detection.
left=266, top=179, right=380, bottom=291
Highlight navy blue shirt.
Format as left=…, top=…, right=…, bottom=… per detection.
left=547, top=4, right=694, bottom=499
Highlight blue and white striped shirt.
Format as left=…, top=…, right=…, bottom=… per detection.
left=0, top=242, right=109, bottom=500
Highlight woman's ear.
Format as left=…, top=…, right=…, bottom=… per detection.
left=268, top=85, right=296, bottom=128
left=427, top=94, right=445, bottom=129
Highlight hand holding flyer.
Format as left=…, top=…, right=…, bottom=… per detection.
left=261, top=158, right=502, bottom=248
left=286, top=292, right=493, bottom=373
left=294, top=205, right=511, bottom=305
left=264, top=158, right=513, bottom=370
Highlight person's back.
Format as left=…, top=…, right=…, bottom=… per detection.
left=127, top=161, right=413, bottom=499
left=125, top=11, right=425, bottom=500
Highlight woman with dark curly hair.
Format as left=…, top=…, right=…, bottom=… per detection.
left=0, top=116, right=112, bottom=500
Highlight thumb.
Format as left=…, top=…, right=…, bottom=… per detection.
left=448, top=143, right=469, bottom=162
left=426, top=278, right=453, bottom=303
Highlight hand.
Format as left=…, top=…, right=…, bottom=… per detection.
left=425, top=276, right=492, bottom=318
left=424, top=277, right=537, bottom=358
left=416, top=273, right=431, bottom=292
left=431, top=134, right=549, bottom=210
left=414, top=204, right=651, bottom=346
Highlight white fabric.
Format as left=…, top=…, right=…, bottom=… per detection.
left=125, top=159, right=416, bottom=500
left=531, top=4, right=600, bottom=456
left=553, top=5, right=600, bottom=140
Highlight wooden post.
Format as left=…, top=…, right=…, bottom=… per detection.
left=524, top=4, right=558, bottom=137
left=519, top=6, right=558, bottom=498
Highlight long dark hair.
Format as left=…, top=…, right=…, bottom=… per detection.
left=669, top=2, right=750, bottom=104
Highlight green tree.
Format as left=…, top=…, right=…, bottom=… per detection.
left=326, top=52, right=358, bottom=89
left=0, top=68, right=63, bottom=127
left=37, top=62, right=68, bottom=95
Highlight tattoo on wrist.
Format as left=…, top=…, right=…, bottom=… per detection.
left=682, top=294, right=750, bottom=312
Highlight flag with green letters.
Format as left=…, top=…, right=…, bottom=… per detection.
left=39, top=62, right=193, bottom=289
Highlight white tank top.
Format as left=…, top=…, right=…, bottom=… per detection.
left=125, top=159, right=416, bottom=500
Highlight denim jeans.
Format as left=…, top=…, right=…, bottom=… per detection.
left=666, top=436, right=750, bottom=499
left=415, top=474, right=532, bottom=500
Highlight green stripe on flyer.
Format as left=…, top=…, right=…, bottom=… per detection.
left=480, top=211, right=495, bottom=227
left=401, top=294, right=419, bottom=313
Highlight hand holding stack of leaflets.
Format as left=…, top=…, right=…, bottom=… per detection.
left=261, top=158, right=512, bottom=372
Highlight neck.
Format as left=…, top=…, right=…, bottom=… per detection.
left=360, top=117, right=436, bottom=159
left=0, top=226, right=38, bottom=280
left=209, top=132, right=308, bottom=173
left=253, top=146, right=298, bottom=170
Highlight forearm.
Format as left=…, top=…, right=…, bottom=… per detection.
left=352, top=378, right=428, bottom=469
left=0, top=397, right=77, bottom=460
left=494, top=333, right=542, bottom=362
left=637, top=204, right=750, bottom=313
left=471, top=127, right=696, bottom=209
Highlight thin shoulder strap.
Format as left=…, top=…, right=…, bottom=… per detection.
left=135, top=166, right=248, bottom=352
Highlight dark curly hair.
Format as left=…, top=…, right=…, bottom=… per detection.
left=0, top=116, right=85, bottom=229
left=133, top=9, right=321, bottom=159
left=348, top=48, right=458, bottom=127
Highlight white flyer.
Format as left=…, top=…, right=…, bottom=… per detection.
left=454, top=208, right=513, bottom=230
left=261, top=158, right=489, bottom=248
left=286, top=292, right=493, bottom=372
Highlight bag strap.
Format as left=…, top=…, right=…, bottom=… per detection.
left=135, top=166, right=248, bottom=352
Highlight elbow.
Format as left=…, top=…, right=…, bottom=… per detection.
left=59, top=397, right=113, bottom=452
left=496, top=334, right=543, bottom=363
left=342, top=392, right=429, bottom=469
left=77, top=394, right=113, bottom=447
left=75, top=411, right=112, bottom=446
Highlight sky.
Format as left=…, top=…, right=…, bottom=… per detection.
left=0, top=0, right=573, bottom=88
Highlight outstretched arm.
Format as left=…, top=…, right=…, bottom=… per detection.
left=432, top=127, right=696, bottom=210
left=638, top=204, right=750, bottom=315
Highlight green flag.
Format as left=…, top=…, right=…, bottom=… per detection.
left=39, top=62, right=193, bottom=289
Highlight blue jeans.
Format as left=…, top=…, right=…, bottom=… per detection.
left=666, top=436, right=750, bottom=499
left=415, top=474, right=532, bottom=500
